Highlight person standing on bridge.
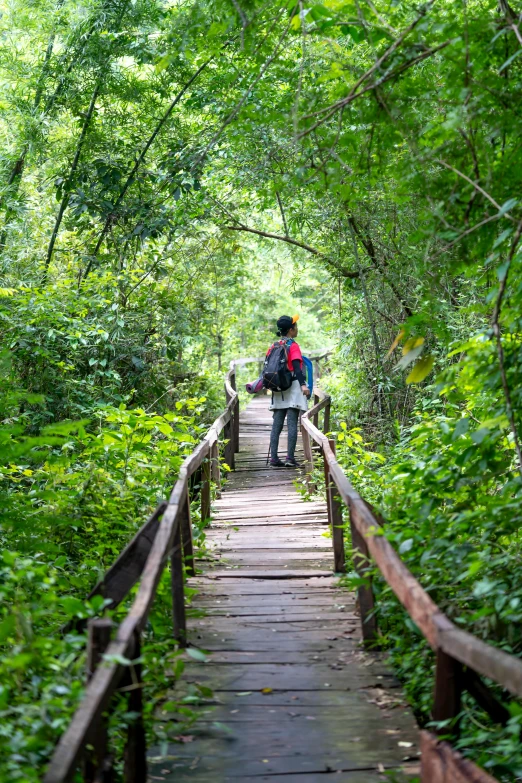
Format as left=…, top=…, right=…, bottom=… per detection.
left=266, top=314, right=310, bottom=468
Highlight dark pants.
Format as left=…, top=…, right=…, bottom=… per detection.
left=270, top=407, right=300, bottom=460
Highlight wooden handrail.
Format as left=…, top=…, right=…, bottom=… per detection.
left=46, top=347, right=516, bottom=783
left=301, top=381, right=522, bottom=783
left=43, top=356, right=257, bottom=783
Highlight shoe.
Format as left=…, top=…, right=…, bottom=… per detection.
left=285, top=457, right=301, bottom=468
left=269, top=458, right=285, bottom=468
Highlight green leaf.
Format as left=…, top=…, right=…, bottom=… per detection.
left=186, top=647, right=207, bottom=662
left=499, top=48, right=522, bottom=73
left=498, top=198, right=517, bottom=217
left=0, top=615, right=16, bottom=643
left=406, top=355, right=434, bottom=384
left=340, top=24, right=364, bottom=42
left=399, top=538, right=414, bottom=554
left=61, top=596, right=87, bottom=617
left=452, top=418, right=469, bottom=440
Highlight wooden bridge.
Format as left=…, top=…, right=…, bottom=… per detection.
left=44, top=357, right=522, bottom=783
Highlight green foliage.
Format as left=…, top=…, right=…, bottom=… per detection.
left=2, top=0, right=522, bottom=777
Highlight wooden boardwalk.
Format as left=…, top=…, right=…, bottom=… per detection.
left=148, top=396, right=419, bottom=782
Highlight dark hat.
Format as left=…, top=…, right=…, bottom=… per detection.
left=276, top=313, right=299, bottom=336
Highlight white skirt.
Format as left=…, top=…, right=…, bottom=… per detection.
left=269, top=379, right=308, bottom=412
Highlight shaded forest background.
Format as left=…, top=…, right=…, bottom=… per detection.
left=2, top=0, right=522, bottom=779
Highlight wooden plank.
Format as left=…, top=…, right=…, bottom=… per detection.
left=191, top=612, right=358, bottom=626
left=199, top=606, right=356, bottom=618
left=148, top=747, right=416, bottom=778
left=196, top=596, right=355, bottom=607
left=179, top=663, right=396, bottom=691
left=189, top=633, right=363, bottom=652
left=149, top=770, right=409, bottom=782
left=185, top=649, right=360, bottom=664
left=202, top=569, right=334, bottom=579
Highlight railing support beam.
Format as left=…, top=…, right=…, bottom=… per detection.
left=349, top=501, right=378, bottom=644
left=211, top=438, right=221, bottom=498
left=433, top=648, right=462, bottom=735
left=171, top=520, right=187, bottom=646
left=201, top=456, right=211, bottom=524
left=179, top=493, right=195, bottom=578
left=326, top=440, right=345, bottom=574
left=123, top=631, right=147, bottom=783
left=84, top=619, right=112, bottom=782
left=301, top=422, right=315, bottom=491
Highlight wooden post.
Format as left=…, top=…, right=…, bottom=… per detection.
left=234, top=396, right=240, bottom=454
left=301, top=423, right=315, bottom=491
left=326, top=440, right=345, bottom=573
left=84, top=619, right=112, bottom=782
left=201, top=457, right=211, bottom=524
left=224, top=417, right=235, bottom=470
left=323, top=397, right=331, bottom=435
left=313, top=394, right=319, bottom=428
left=432, top=648, right=462, bottom=735
left=211, top=439, right=221, bottom=498
left=179, top=493, right=195, bottom=577
left=171, top=519, right=187, bottom=646
left=349, top=500, right=378, bottom=643
left=86, top=618, right=113, bottom=678
left=123, top=631, right=147, bottom=783
left=229, top=367, right=240, bottom=454
left=322, top=445, right=332, bottom=522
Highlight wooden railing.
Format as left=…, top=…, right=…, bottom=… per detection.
left=45, top=353, right=519, bottom=783
left=44, top=359, right=247, bottom=783
left=301, top=386, right=522, bottom=783
left=45, top=351, right=331, bottom=782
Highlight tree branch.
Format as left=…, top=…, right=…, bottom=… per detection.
left=348, top=216, right=413, bottom=317
left=275, top=191, right=289, bottom=236
left=224, top=224, right=361, bottom=278
left=302, top=3, right=433, bottom=123
left=298, top=38, right=454, bottom=138
left=43, top=78, right=102, bottom=279
left=492, top=217, right=522, bottom=479
left=81, top=59, right=211, bottom=282
left=436, top=159, right=516, bottom=221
